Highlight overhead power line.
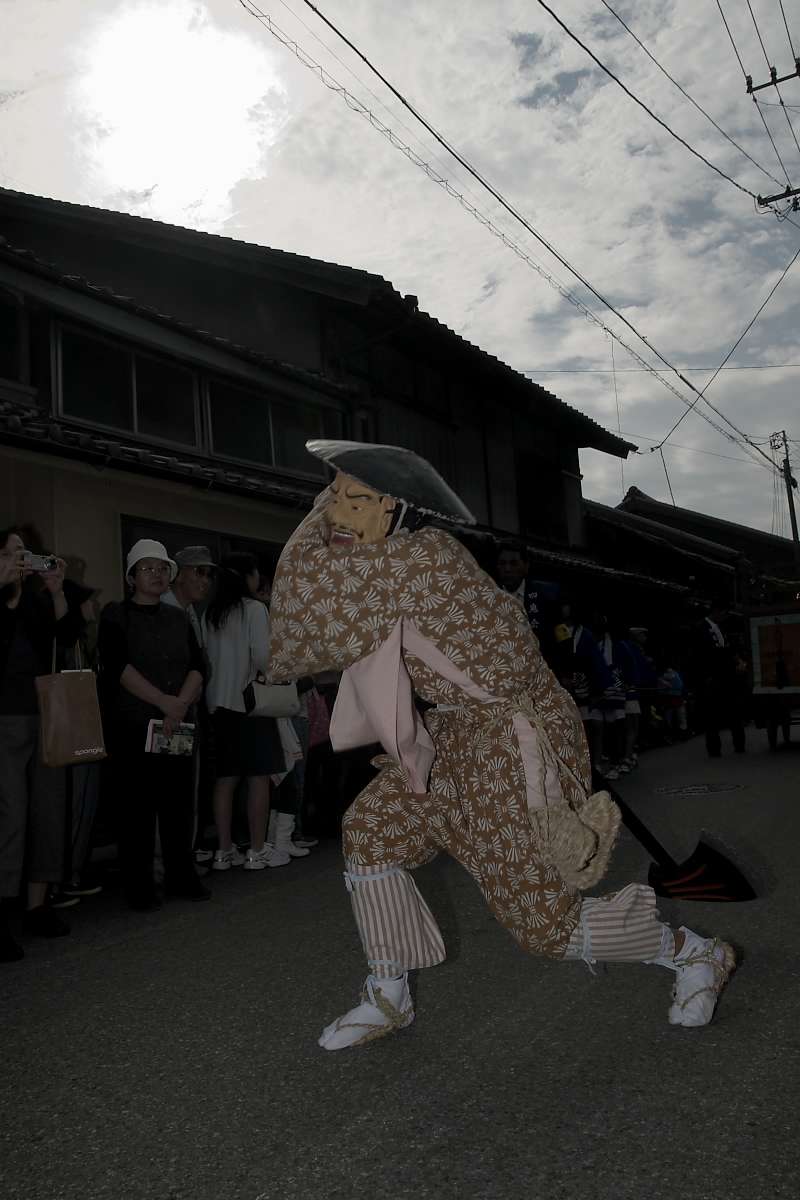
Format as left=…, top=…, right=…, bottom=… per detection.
left=747, top=0, right=778, bottom=73
left=239, top=0, right=792, bottom=475
left=597, top=0, right=784, bottom=189
left=533, top=0, right=759, bottom=201
left=716, top=0, right=796, bottom=185
left=233, top=5, right=692, bottom=400
left=715, top=0, right=749, bottom=77
left=525, top=363, right=800, bottom=373
left=745, top=0, right=800, bottom=166
left=650, top=239, right=800, bottom=455
left=779, top=0, right=798, bottom=61
left=270, top=0, right=536, bottom=260
left=616, top=430, right=770, bottom=467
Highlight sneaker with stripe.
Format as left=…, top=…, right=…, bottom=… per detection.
left=212, top=846, right=246, bottom=871
left=244, top=844, right=290, bottom=870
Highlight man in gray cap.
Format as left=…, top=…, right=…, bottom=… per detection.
left=268, top=441, right=736, bottom=1050
left=162, top=546, right=218, bottom=865
left=162, top=546, right=217, bottom=649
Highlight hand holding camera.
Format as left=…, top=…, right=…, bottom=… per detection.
left=23, top=552, right=59, bottom=572
left=22, top=552, right=67, bottom=598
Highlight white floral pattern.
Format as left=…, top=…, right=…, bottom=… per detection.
left=270, top=492, right=594, bottom=957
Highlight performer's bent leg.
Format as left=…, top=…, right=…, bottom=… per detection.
left=319, top=766, right=445, bottom=1051
left=564, top=883, right=735, bottom=1027
left=343, top=861, right=446, bottom=979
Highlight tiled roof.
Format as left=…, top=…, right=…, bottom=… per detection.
left=0, top=234, right=354, bottom=401
left=0, top=187, right=635, bottom=457
left=0, top=392, right=321, bottom=508
left=586, top=499, right=739, bottom=570
left=618, top=487, right=794, bottom=550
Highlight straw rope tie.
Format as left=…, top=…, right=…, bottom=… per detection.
left=672, top=938, right=735, bottom=1012
left=327, top=977, right=413, bottom=1048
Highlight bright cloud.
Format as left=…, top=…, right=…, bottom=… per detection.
left=69, top=0, right=289, bottom=226
left=2, top=0, right=800, bottom=532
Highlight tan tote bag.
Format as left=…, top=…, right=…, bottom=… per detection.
left=35, top=641, right=107, bottom=768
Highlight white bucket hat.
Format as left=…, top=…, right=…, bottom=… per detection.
left=126, top=539, right=178, bottom=582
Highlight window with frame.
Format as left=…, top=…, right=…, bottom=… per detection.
left=57, top=323, right=342, bottom=475
left=59, top=325, right=198, bottom=447
left=208, top=378, right=272, bottom=466
left=209, top=377, right=342, bottom=476
left=0, top=290, right=23, bottom=382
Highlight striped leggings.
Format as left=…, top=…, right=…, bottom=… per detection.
left=344, top=861, right=673, bottom=979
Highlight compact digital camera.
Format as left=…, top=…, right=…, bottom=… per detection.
left=23, top=553, right=58, bottom=572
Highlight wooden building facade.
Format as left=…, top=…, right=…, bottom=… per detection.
left=0, top=187, right=632, bottom=607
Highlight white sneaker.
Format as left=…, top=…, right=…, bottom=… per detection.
left=212, top=846, right=246, bottom=871
left=318, top=974, right=414, bottom=1051
left=668, top=927, right=736, bottom=1027
left=244, top=844, right=290, bottom=870
left=618, top=760, right=631, bottom=774
left=276, top=840, right=310, bottom=858
left=606, top=766, right=620, bottom=781
left=273, top=812, right=310, bottom=857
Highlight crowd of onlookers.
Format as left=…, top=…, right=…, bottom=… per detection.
left=0, top=528, right=341, bottom=964
left=0, top=524, right=754, bottom=965
left=494, top=540, right=753, bottom=774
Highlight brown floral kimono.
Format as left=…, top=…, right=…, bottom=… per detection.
left=269, top=493, right=595, bottom=958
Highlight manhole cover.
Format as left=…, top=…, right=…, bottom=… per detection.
left=653, top=783, right=745, bottom=795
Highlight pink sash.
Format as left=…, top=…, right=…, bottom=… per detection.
left=330, top=617, right=561, bottom=809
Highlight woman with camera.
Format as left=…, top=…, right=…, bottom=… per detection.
left=98, top=538, right=207, bottom=912
left=0, top=527, right=80, bottom=961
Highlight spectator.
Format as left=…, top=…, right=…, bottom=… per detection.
left=268, top=720, right=310, bottom=857
left=559, top=598, right=613, bottom=766
left=98, top=539, right=208, bottom=911
left=496, top=542, right=560, bottom=667
left=255, top=574, right=272, bottom=607
left=162, top=545, right=217, bottom=865
left=659, top=664, right=689, bottom=741
left=162, top=546, right=217, bottom=649
left=203, top=553, right=289, bottom=871
left=50, top=580, right=104, bottom=908
left=0, top=527, right=80, bottom=960
left=252, top=573, right=312, bottom=855
left=617, top=627, right=659, bottom=770
left=687, top=599, right=746, bottom=757
left=591, top=614, right=627, bottom=781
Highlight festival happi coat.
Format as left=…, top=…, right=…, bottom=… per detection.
left=268, top=488, right=613, bottom=959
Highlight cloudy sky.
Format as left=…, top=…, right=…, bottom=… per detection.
left=2, top=0, right=800, bottom=534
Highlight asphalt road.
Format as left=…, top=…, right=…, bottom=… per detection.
left=2, top=729, right=798, bottom=1200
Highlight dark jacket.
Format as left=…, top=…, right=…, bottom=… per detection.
left=0, top=586, right=81, bottom=681
left=98, top=600, right=204, bottom=725
left=687, top=618, right=738, bottom=692
left=511, top=578, right=560, bottom=668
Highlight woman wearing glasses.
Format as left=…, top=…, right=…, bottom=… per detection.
left=98, top=539, right=208, bottom=911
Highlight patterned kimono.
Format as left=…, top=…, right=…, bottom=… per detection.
left=269, top=492, right=597, bottom=960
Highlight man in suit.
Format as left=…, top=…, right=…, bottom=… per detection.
left=496, top=542, right=560, bottom=667
left=688, top=599, right=747, bottom=757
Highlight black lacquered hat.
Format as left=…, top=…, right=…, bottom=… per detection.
left=306, top=439, right=476, bottom=526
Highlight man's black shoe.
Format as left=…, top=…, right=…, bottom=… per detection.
left=124, top=892, right=162, bottom=913
left=0, top=924, right=24, bottom=962
left=164, top=881, right=211, bottom=902
left=21, top=906, right=70, bottom=937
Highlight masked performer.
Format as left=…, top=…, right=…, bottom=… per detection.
left=269, top=441, right=735, bottom=1050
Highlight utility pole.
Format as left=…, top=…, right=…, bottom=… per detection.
left=774, top=430, right=800, bottom=563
